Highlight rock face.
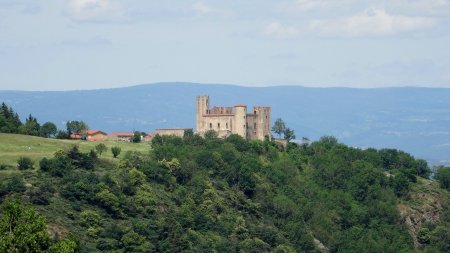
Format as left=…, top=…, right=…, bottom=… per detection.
left=398, top=178, right=445, bottom=249
left=313, top=238, right=330, bottom=253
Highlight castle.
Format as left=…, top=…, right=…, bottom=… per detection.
left=196, top=96, right=271, bottom=140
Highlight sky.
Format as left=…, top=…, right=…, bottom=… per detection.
left=0, top=0, right=449, bottom=91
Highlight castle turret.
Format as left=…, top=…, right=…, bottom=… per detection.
left=234, top=104, right=247, bottom=138
left=196, top=96, right=209, bottom=133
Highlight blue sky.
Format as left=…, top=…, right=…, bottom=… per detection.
left=1, top=0, right=449, bottom=90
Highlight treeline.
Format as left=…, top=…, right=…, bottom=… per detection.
left=1, top=132, right=449, bottom=252
left=0, top=102, right=88, bottom=139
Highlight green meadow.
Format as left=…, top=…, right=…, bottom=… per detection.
left=0, top=133, right=150, bottom=168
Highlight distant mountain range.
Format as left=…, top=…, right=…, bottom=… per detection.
left=1, top=83, right=450, bottom=165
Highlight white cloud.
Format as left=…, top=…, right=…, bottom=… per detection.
left=389, top=0, right=450, bottom=15
left=264, top=22, right=299, bottom=39
left=287, top=0, right=354, bottom=12
left=309, top=8, right=437, bottom=37
left=68, top=0, right=122, bottom=21
left=192, top=2, right=211, bottom=14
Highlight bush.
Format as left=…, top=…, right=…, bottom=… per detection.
left=29, top=187, right=51, bottom=205
left=17, top=157, right=34, bottom=170
left=0, top=164, right=10, bottom=170
left=111, top=146, right=121, bottom=158
left=39, top=158, right=51, bottom=171
left=131, top=131, right=142, bottom=143
left=95, top=143, right=107, bottom=156
left=0, top=175, right=26, bottom=196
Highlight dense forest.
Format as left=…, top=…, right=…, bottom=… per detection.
left=1, top=132, right=450, bottom=252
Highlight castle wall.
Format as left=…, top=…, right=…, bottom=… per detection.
left=154, top=129, right=190, bottom=138
left=200, top=115, right=234, bottom=138
left=246, top=114, right=257, bottom=140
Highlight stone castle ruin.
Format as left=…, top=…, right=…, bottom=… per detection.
left=196, top=95, right=271, bottom=140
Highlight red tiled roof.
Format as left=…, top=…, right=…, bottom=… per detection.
left=82, top=130, right=107, bottom=135
left=110, top=132, right=134, bottom=137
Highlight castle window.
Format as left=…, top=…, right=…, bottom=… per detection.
left=226, top=122, right=228, bottom=129
left=218, top=123, right=220, bottom=129
left=209, top=123, right=212, bottom=129
left=254, top=123, right=257, bottom=129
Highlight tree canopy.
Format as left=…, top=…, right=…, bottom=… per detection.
left=0, top=131, right=447, bottom=252
left=66, top=121, right=88, bottom=135
left=0, top=199, right=76, bottom=253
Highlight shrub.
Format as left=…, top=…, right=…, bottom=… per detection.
left=0, top=175, right=26, bottom=196
left=131, top=131, right=142, bottom=143
left=111, top=146, right=121, bottom=158
left=39, top=158, right=51, bottom=171
left=29, top=188, right=51, bottom=205
left=95, top=143, right=107, bottom=156
left=17, top=157, right=34, bottom=170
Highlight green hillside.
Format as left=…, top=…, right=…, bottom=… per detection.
left=1, top=134, right=449, bottom=252
left=0, top=133, right=149, bottom=167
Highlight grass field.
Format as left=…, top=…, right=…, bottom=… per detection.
left=0, top=133, right=151, bottom=168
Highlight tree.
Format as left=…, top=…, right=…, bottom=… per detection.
left=435, top=166, right=450, bottom=189
left=95, top=143, right=108, bottom=156
left=111, top=146, right=122, bottom=158
left=415, top=159, right=430, bottom=178
left=284, top=128, right=296, bottom=141
left=0, top=199, right=51, bottom=252
left=0, top=102, right=22, bottom=133
left=131, top=131, right=142, bottom=143
left=66, top=120, right=88, bottom=135
left=40, top=122, right=57, bottom=138
left=204, top=130, right=218, bottom=140
left=183, top=129, right=194, bottom=139
left=19, top=114, right=40, bottom=136
left=55, top=130, right=69, bottom=139
left=0, top=199, right=76, bottom=253
left=301, top=137, right=310, bottom=145
left=272, top=118, right=286, bottom=138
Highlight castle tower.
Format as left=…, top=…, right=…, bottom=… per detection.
left=254, top=107, right=271, bottom=140
left=196, top=96, right=209, bottom=133
left=234, top=104, right=247, bottom=138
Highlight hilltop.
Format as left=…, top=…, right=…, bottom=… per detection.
left=1, top=133, right=449, bottom=252
left=1, top=83, right=450, bottom=164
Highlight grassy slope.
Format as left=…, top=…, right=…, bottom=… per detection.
left=398, top=177, right=450, bottom=249
left=0, top=134, right=152, bottom=246
left=0, top=133, right=150, bottom=167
